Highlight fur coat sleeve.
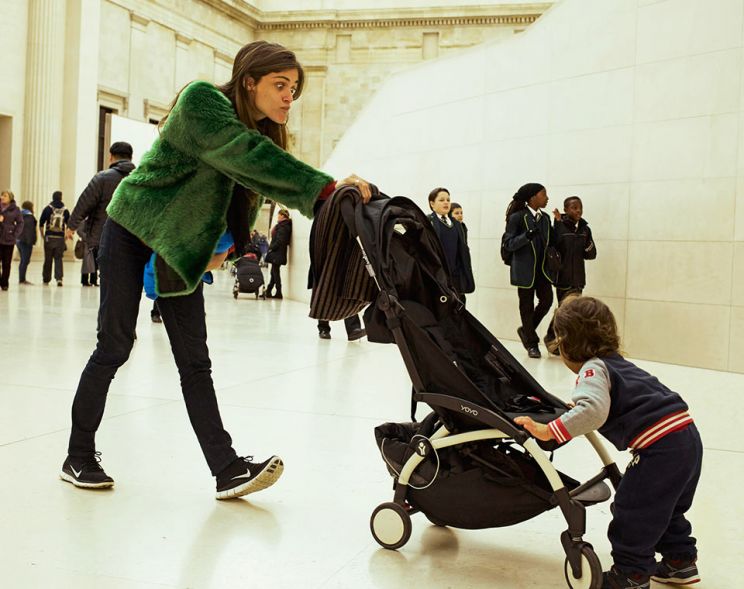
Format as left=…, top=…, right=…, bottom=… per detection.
left=106, top=81, right=333, bottom=297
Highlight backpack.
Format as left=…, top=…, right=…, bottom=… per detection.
left=500, top=231, right=512, bottom=266
left=47, top=205, right=66, bottom=233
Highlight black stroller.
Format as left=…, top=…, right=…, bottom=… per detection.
left=336, top=191, right=622, bottom=589
left=232, top=247, right=265, bottom=299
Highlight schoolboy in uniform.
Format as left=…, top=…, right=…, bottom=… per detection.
left=515, top=296, right=703, bottom=589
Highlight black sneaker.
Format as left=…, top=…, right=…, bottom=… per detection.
left=527, top=346, right=541, bottom=359
left=652, top=558, right=700, bottom=585
left=318, top=331, right=331, bottom=340
left=602, top=566, right=650, bottom=589
left=151, top=314, right=162, bottom=324
left=215, top=455, right=284, bottom=500
left=60, top=452, right=114, bottom=489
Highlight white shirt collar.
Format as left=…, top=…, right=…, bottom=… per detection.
left=526, top=205, right=540, bottom=218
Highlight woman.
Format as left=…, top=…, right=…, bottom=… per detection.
left=16, top=200, right=37, bottom=285
left=502, top=182, right=555, bottom=359
left=265, top=208, right=292, bottom=298
left=0, top=190, right=24, bottom=291
left=426, top=187, right=474, bottom=299
left=61, top=41, right=371, bottom=499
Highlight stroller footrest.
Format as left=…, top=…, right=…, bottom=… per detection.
left=570, top=480, right=611, bottom=506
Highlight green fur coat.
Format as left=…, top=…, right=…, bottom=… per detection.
left=107, top=80, right=333, bottom=296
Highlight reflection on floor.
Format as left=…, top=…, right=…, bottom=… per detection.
left=1, top=263, right=739, bottom=588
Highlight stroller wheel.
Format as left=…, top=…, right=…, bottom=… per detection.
left=233, top=291, right=238, bottom=299
left=564, top=545, right=602, bottom=589
left=370, top=502, right=411, bottom=550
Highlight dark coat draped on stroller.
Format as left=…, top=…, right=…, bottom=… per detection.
left=312, top=187, right=622, bottom=589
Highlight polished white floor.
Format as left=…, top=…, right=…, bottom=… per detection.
left=1, top=262, right=740, bottom=588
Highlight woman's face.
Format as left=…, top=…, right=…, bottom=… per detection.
left=430, top=191, right=450, bottom=216
left=528, top=189, right=548, bottom=210
left=248, top=69, right=299, bottom=124
left=0, top=193, right=10, bottom=206
left=451, top=207, right=463, bottom=222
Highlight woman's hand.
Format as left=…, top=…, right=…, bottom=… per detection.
left=514, top=416, right=554, bottom=441
left=338, top=174, right=372, bottom=204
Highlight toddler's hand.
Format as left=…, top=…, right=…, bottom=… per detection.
left=514, top=416, right=554, bottom=441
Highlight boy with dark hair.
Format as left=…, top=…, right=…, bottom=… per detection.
left=515, top=296, right=702, bottom=589
left=544, top=196, right=596, bottom=352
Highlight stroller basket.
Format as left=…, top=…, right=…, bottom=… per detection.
left=375, top=415, right=578, bottom=529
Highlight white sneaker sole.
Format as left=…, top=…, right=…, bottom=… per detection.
left=651, top=576, right=700, bottom=585
left=215, top=457, right=284, bottom=500
left=59, top=471, right=114, bottom=489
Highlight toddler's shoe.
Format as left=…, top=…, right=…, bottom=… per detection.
left=602, top=566, right=649, bottom=589
left=652, top=558, right=700, bottom=585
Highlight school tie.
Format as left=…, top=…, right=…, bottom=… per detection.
left=441, top=215, right=450, bottom=227
left=535, top=212, right=541, bottom=223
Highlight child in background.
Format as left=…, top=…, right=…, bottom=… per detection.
left=515, top=296, right=702, bottom=589
left=545, top=196, right=596, bottom=352
left=17, top=200, right=38, bottom=285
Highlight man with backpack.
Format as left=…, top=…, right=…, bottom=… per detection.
left=67, top=141, right=135, bottom=287
left=39, top=190, right=70, bottom=286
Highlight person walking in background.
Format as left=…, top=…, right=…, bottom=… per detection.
left=16, top=200, right=37, bottom=285
left=59, top=40, right=372, bottom=499
left=317, top=315, right=366, bottom=341
left=426, top=187, right=474, bottom=301
left=503, top=182, right=555, bottom=359
left=76, top=220, right=98, bottom=287
left=67, top=141, right=136, bottom=288
left=39, top=191, right=69, bottom=286
left=265, top=208, right=292, bottom=299
left=0, top=190, right=24, bottom=291
left=544, top=195, right=597, bottom=352
left=450, top=201, right=468, bottom=243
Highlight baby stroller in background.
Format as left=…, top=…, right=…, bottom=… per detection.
left=331, top=190, right=622, bottom=589
left=232, top=245, right=265, bottom=299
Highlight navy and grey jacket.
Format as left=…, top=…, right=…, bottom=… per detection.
left=68, top=159, right=135, bottom=247
left=18, top=209, right=37, bottom=245
left=503, top=208, right=555, bottom=288
left=554, top=215, right=596, bottom=290
left=547, top=353, right=692, bottom=451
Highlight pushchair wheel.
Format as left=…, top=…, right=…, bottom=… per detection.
left=370, top=502, right=411, bottom=550
left=233, top=291, right=238, bottom=299
left=564, top=545, right=602, bottom=589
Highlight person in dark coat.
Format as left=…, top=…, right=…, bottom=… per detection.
left=0, top=190, right=25, bottom=291
left=450, top=201, right=468, bottom=244
left=16, top=200, right=37, bottom=285
left=265, top=208, right=292, bottom=299
left=67, top=141, right=136, bottom=286
left=39, top=190, right=70, bottom=286
left=427, top=187, right=474, bottom=300
left=545, top=195, right=597, bottom=351
left=503, top=182, right=555, bottom=358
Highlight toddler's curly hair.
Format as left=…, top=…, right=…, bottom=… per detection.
left=551, top=296, right=620, bottom=362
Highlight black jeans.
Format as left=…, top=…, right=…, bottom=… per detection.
left=610, top=425, right=702, bottom=575
left=545, top=287, right=582, bottom=342
left=16, top=242, right=32, bottom=282
left=0, top=243, right=14, bottom=288
left=68, top=220, right=237, bottom=475
left=267, top=263, right=282, bottom=295
left=42, top=236, right=65, bottom=282
left=317, top=315, right=362, bottom=335
left=517, top=271, right=553, bottom=347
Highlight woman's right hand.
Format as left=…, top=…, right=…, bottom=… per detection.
left=337, top=174, right=372, bottom=204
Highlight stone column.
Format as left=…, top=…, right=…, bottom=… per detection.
left=127, top=13, right=150, bottom=121
left=22, top=0, right=66, bottom=211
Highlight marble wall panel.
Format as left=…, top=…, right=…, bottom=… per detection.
left=98, top=2, right=131, bottom=93
left=737, top=177, right=744, bottom=242
left=626, top=241, right=734, bottom=305
left=484, top=86, right=549, bottom=141
left=629, top=178, right=736, bottom=242
left=729, top=306, right=744, bottom=373
left=624, top=299, right=730, bottom=370
left=583, top=239, right=627, bottom=299
left=733, top=242, right=744, bottom=303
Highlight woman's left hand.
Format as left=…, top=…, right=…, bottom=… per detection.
left=338, top=174, right=372, bottom=204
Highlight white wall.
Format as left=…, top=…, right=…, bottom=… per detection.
left=289, top=0, right=744, bottom=373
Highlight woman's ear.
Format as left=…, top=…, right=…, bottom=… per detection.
left=243, top=76, right=256, bottom=91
